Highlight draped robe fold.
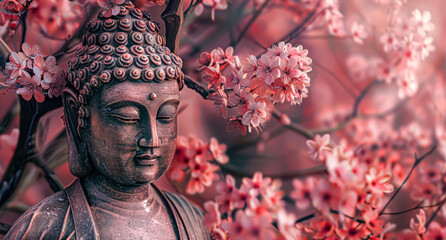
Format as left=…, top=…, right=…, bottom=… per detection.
left=4, top=179, right=211, bottom=240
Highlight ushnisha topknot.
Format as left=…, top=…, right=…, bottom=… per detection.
left=65, top=1, right=184, bottom=128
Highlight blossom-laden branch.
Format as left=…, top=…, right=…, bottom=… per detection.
left=199, top=133, right=442, bottom=239
left=167, top=135, right=229, bottom=195
left=192, top=41, right=312, bottom=135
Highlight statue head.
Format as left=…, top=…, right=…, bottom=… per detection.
left=62, top=1, right=184, bottom=186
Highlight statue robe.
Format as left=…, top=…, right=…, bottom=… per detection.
left=4, top=179, right=211, bottom=240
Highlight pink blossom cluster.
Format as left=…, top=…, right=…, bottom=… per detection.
left=197, top=42, right=312, bottom=134
left=194, top=0, right=228, bottom=21
left=203, top=172, right=288, bottom=240
left=409, top=209, right=446, bottom=239
left=1, top=43, right=65, bottom=103
left=28, top=0, right=82, bottom=38
left=290, top=136, right=396, bottom=239
left=289, top=132, right=446, bottom=239
left=296, top=119, right=446, bottom=239
left=97, top=0, right=126, bottom=18
left=167, top=135, right=228, bottom=195
left=0, top=0, right=25, bottom=34
left=300, top=0, right=346, bottom=37
left=347, top=7, right=435, bottom=99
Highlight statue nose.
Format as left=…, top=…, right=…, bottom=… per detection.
left=138, top=136, right=161, bottom=148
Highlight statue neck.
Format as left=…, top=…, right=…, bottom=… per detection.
left=82, top=173, right=157, bottom=208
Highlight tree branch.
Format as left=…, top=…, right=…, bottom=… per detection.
left=379, top=146, right=437, bottom=216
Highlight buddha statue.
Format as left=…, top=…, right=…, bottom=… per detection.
left=4, top=1, right=210, bottom=239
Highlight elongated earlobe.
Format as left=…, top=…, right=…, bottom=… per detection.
left=63, top=88, right=93, bottom=178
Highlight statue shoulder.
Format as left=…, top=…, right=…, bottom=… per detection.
left=163, top=190, right=205, bottom=219
left=4, top=190, right=75, bottom=240
left=162, top=190, right=211, bottom=240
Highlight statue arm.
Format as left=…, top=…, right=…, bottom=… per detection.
left=4, top=191, right=75, bottom=240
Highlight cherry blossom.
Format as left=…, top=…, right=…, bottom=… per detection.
left=425, top=222, right=446, bottom=240
left=5, top=52, right=26, bottom=81
left=98, top=0, right=126, bottom=18
left=226, top=116, right=247, bottom=136
left=40, top=70, right=65, bottom=98
left=202, top=0, right=228, bottom=21
left=256, top=54, right=281, bottom=86
left=420, top=37, right=435, bottom=60
left=209, top=137, right=229, bottom=164
left=290, top=178, right=315, bottom=209
left=31, top=0, right=83, bottom=38
left=306, top=134, right=331, bottom=161
left=365, top=167, right=394, bottom=196
left=208, top=88, right=228, bottom=118
left=410, top=209, right=426, bottom=235
left=411, top=9, right=435, bottom=36
left=380, top=31, right=399, bottom=52
left=351, top=22, right=368, bottom=44
left=16, top=71, right=45, bottom=103
left=242, top=100, right=269, bottom=132
left=336, top=219, right=368, bottom=240
left=204, top=63, right=226, bottom=88
left=33, top=55, right=60, bottom=85
left=21, top=43, right=42, bottom=68
left=168, top=135, right=228, bottom=195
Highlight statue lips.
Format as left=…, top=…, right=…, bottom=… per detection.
left=134, top=154, right=159, bottom=166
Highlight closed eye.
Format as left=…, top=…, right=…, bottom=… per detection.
left=109, top=114, right=140, bottom=123
left=157, top=115, right=176, bottom=123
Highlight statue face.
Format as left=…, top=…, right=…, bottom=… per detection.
left=84, top=80, right=179, bottom=186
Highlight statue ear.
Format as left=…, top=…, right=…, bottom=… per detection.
left=62, top=88, right=93, bottom=178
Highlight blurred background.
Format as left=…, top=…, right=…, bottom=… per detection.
left=0, top=0, right=445, bottom=237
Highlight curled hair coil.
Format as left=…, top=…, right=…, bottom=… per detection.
left=87, top=45, right=100, bottom=55
left=116, top=45, right=128, bottom=54
left=99, top=33, right=111, bottom=45
left=101, top=45, right=114, bottom=55
left=130, top=45, right=144, bottom=55
left=142, top=70, right=155, bottom=82
left=130, top=9, right=143, bottom=19
left=118, top=53, right=133, bottom=68
left=154, top=68, right=165, bottom=82
left=135, top=55, right=149, bottom=68
left=90, top=76, right=100, bottom=88
left=165, top=67, right=175, bottom=79
left=134, top=20, right=146, bottom=32
left=113, top=68, right=126, bottom=81
left=119, top=18, right=132, bottom=32
left=104, top=56, right=116, bottom=69
left=104, top=19, right=117, bottom=31
left=87, top=35, right=96, bottom=45
left=100, top=71, right=112, bottom=83
left=130, top=32, right=143, bottom=45
left=114, top=32, right=128, bottom=45
left=161, top=54, right=172, bottom=65
left=129, top=69, right=141, bottom=80
left=150, top=54, right=161, bottom=66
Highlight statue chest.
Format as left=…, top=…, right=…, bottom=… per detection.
left=90, top=203, right=178, bottom=240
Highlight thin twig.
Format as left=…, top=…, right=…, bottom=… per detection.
left=184, top=74, right=213, bottom=98
left=381, top=198, right=446, bottom=215
left=312, top=61, right=357, bottom=98
left=425, top=195, right=446, bottom=229
left=278, top=0, right=323, bottom=44
left=379, top=146, right=437, bottom=216
left=295, top=213, right=315, bottom=224
left=232, top=0, right=270, bottom=48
